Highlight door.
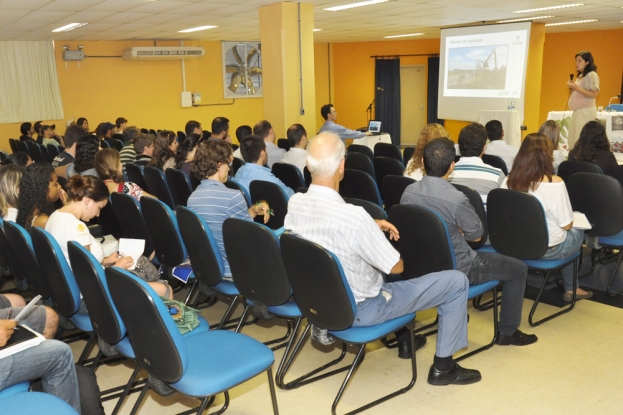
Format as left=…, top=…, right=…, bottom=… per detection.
left=400, top=65, right=427, bottom=146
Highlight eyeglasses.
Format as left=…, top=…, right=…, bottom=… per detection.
left=343, top=151, right=348, bottom=159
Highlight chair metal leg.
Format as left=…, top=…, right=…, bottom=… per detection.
left=471, top=289, right=502, bottom=311
left=265, top=320, right=294, bottom=351
left=414, top=315, right=439, bottom=337
left=529, top=259, right=578, bottom=326
left=579, top=248, right=599, bottom=279
left=129, top=382, right=150, bottom=415
left=176, top=397, right=216, bottom=415
left=184, top=279, right=198, bottom=305
left=110, top=365, right=142, bottom=415
left=456, top=287, right=499, bottom=361
left=77, top=333, right=97, bottom=365
left=266, top=368, right=280, bottom=415
left=606, top=250, right=623, bottom=297
left=216, top=295, right=240, bottom=330
left=234, top=305, right=250, bottom=333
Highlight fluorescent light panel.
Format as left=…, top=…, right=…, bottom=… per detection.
left=178, top=25, right=217, bottom=33
left=497, top=16, right=554, bottom=23
left=384, top=33, right=424, bottom=38
left=514, top=3, right=583, bottom=13
left=52, top=23, right=88, bottom=32
left=545, top=19, right=597, bottom=26
left=324, top=0, right=388, bottom=12
left=313, top=28, right=323, bottom=32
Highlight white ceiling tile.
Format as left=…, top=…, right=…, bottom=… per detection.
left=39, top=0, right=104, bottom=12
left=84, top=0, right=152, bottom=13
left=129, top=1, right=195, bottom=13
left=0, top=10, right=29, bottom=21
left=16, top=10, right=73, bottom=23
left=0, top=0, right=52, bottom=11
left=96, top=12, right=154, bottom=24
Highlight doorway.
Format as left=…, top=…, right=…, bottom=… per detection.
left=400, top=65, right=427, bottom=146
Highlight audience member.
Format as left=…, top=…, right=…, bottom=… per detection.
left=19, top=122, right=35, bottom=142
left=17, top=163, right=64, bottom=230
left=65, top=117, right=75, bottom=130
left=279, top=124, right=308, bottom=173
left=210, top=117, right=231, bottom=143
left=234, top=120, right=284, bottom=168
left=119, top=126, right=140, bottom=165
left=176, top=133, right=203, bottom=177
left=318, top=103, right=371, bottom=142
left=95, top=148, right=154, bottom=201
left=402, top=137, right=537, bottom=346
left=58, top=136, right=100, bottom=178
left=52, top=125, right=85, bottom=168
left=77, top=117, right=89, bottom=134
left=115, top=117, right=128, bottom=134
left=235, top=125, right=252, bottom=146
left=149, top=131, right=177, bottom=171
left=538, top=120, right=566, bottom=173
left=187, top=140, right=270, bottom=279
left=568, top=120, right=617, bottom=175
left=233, top=135, right=294, bottom=198
left=2, top=152, right=32, bottom=167
left=0, top=165, right=23, bottom=222
left=39, top=125, right=61, bottom=147
left=503, top=133, right=590, bottom=301
left=133, top=133, right=155, bottom=166
left=96, top=122, right=114, bottom=144
left=484, top=120, right=518, bottom=172
left=33, top=121, right=43, bottom=140
left=285, top=131, right=481, bottom=385
left=185, top=120, right=202, bottom=137
left=404, top=123, right=449, bottom=180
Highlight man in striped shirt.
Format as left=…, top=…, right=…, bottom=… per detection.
left=284, top=131, right=481, bottom=386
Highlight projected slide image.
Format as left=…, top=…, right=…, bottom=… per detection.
left=447, top=45, right=508, bottom=90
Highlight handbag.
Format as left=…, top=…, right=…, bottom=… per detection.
left=130, top=255, right=160, bottom=282
left=161, top=298, right=200, bottom=334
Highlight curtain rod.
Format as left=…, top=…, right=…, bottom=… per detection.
left=371, top=53, right=439, bottom=59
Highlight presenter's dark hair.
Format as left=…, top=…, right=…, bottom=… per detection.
left=287, top=124, right=307, bottom=147
left=235, top=125, right=252, bottom=142
left=320, top=104, right=334, bottom=120
left=423, top=138, right=456, bottom=177
left=507, top=133, right=553, bottom=192
left=240, top=135, right=266, bottom=164
left=485, top=120, right=503, bottom=141
left=64, top=125, right=87, bottom=148
left=185, top=120, right=201, bottom=136
left=20, top=122, right=32, bottom=136
left=569, top=120, right=610, bottom=164
left=211, top=117, right=230, bottom=136
left=458, top=123, right=488, bottom=157
left=253, top=120, right=272, bottom=139
left=575, top=51, right=597, bottom=77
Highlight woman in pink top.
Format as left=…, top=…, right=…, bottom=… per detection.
left=567, top=51, right=599, bottom=148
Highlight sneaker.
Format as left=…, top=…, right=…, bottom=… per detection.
left=311, top=325, right=335, bottom=346
left=496, top=329, right=538, bottom=346
left=397, top=334, right=427, bottom=359
left=585, top=235, right=601, bottom=250
left=427, top=362, right=482, bottom=386
left=562, top=291, right=593, bottom=302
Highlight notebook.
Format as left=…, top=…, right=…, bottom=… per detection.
left=0, top=324, right=45, bottom=360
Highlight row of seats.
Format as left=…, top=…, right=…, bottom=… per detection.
left=8, top=138, right=65, bottom=163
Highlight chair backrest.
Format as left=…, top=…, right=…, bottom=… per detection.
left=46, top=144, right=60, bottom=158
left=176, top=206, right=224, bottom=286
left=381, top=175, right=415, bottom=213
left=165, top=168, right=193, bottom=208
left=606, top=104, right=623, bottom=111
left=271, top=162, right=304, bottom=191
left=345, top=152, right=375, bottom=178
left=249, top=180, right=289, bottom=229
left=373, top=157, right=405, bottom=193
left=452, top=183, right=488, bottom=249
left=557, top=160, right=602, bottom=183
left=3, top=222, right=51, bottom=299
left=0, top=219, right=26, bottom=287
left=40, top=145, right=53, bottom=163
left=106, top=267, right=185, bottom=382
left=140, top=128, right=149, bottom=134
left=486, top=188, right=549, bottom=259
left=143, top=166, right=175, bottom=209
left=140, top=197, right=186, bottom=267
left=109, top=138, right=124, bottom=151
left=149, top=129, right=157, bottom=136
left=388, top=205, right=456, bottom=279
left=30, top=228, right=81, bottom=317
left=277, top=138, right=291, bottom=151
left=177, top=131, right=186, bottom=142
left=403, top=147, right=415, bottom=164
left=280, top=233, right=356, bottom=330
left=27, top=142, right=46, bottom=163
left=303, top=166, right=312, bottom=187
left=224, top=180, right=251, bottom=206
left=374, top=142, right=404, bottom=165
left=125, top=163, right=148, bottom=191
left=567, top=172, right=623, bottom=237
left=339, top=169, right=383, bottom=206
left=100, top=140, right=111, bottom=149
left=482, top=154, right=508, bottom=175
left=231, top=157, right=244, bottom=176
left=343, top=197, right=387, bottom=220
left=347, top=144, right=374, bottom=162
left=609, top=165, right=623, bottom=188
left=223, top=218, right=291, bottom=305
left=8, top=139, right=18, bottom=154
left=110, top=193, right=154, bottom=257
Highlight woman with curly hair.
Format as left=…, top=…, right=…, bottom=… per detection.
left=404, top=123, right=449, bottom=180
left=568, top=120, right=617, bottom=175
left=94, top=148, right=155, bottom=201
left=16, top=163, right=64, bottom=230
left=176, top=133, right=204, bottom=177
left=56, top=136, right=100, bottom=179
left=149, top=131, right=178, bottom=171
left=0, top=165, right=24, bottom=222
left=538, top=120, right=566, bottom=173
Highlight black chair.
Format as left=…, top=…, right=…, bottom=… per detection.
left=140, top=128, right=149, bottom=134
left=148, top=129, right=157, bottom=136
left=224, top=180, right=251, bottom=206
left=110, top=193, right=154, bottom=258
left=112, top=133, right=124, bottom=142
left=106, top=138, right=124, bottom=151
left=125, top=163, right=148, bottom=192
left=339, top=169, right=382, bottom=206
left=165, top=168, right=193, bottom=207
left=27, top=142, right=46, bottom=163
left=176, top=131, right=186, bottom=142
left=347, top=144, right=374, bottom=162
left=46, top=144, right=60, bottom=159
left=374, top=142, right=404, bottom=165
left=373, top=157, right=405, bottom=194
left=40, top=145, right=54, bottom=163
left=277, top=138, right=291, bottom=151
left=8, top=139, right=18, bottom=154
left=100, top=140, right=111, bottom=149
left=143, top=166, right=175, bottom=209
left=482, top=154, right=509, bottom=175
left=303, top=166, right=312, bottom=187
left=231, top=157, right=244, bottom=176
left=249, top=180, right=289, bottom=230
left=557, top=160, right=602, bottom=183
left=452, top=184, right=488, bottom=250
left=0, top=219, right=27, bottom=292
left=344, top=152, right=375, bottom=178
left=382, top=175, right=415, bottom=213
left=343, top=197, right=387, bottom=220
left=487, top=188, right=581, bottom=326
left=403, top=147, right=415, bottom=164
left=272, top=162, right=304, bottom=192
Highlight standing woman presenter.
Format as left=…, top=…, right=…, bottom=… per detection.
left=567, top=51, right=599, bottom=148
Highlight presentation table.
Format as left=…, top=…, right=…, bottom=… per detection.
left=477, top=110, right=522, bottom=148
left=352, top=133, right=392, bottom=152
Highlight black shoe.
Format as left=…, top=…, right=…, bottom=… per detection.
left=427, top=362, right=482, bottom=386
left=497, top=329, right=538, bottom=346
left=397, top=334, right=427, bottom=359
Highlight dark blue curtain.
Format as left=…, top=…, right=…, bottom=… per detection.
left=427, top=56, right=444, bottom=125
left=375, top=59, right=401, bottom=146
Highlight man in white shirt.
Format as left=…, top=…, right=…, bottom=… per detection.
left=284, top=131, right=481, bottom=386
left=484, top=120, right=518, bottom=172
left=278, top=124, right=307, bottom=173
left=233, top=121, right=285, bottom=168
left=318, top=104, right=371, bottom=142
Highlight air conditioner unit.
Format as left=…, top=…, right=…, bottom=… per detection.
left=121, top=46, right=205, bottom=61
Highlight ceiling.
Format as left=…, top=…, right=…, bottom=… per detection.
left=0, top=0, right=621, bottom=42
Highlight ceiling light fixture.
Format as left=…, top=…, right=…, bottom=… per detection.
left=324, top=0, right=389, bottom=12
left=514, top=4, right=583, bottom=13
left=497, top=16, right=555, bottom=23
left=313, top=28, right=323, bottom=32
left=178, top=25, right=217, bottom=33
left=384, top=33, right=424, bottom=38
left=545, top=19, right=597, bottom=26
left=52, top=23, right=88, bottom=33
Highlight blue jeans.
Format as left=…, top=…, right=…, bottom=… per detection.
left=0, top=340, right=80, bottom=413
left=541, top=228, right=584, bottom=291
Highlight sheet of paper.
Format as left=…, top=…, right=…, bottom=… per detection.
left=573, top=211, right=592, bottom=230
left=118, top=238, right=145, bottom=270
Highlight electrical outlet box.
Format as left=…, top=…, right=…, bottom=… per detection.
left=181, top=92, right=192, bottom=108
left=192, top=92, right=201, bottom=105
left=62, top=50, right=85, bottom=61
left=300, top=108, right=305, bottom=115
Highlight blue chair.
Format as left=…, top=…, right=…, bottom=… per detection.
left=343, top=197, right=387, bottom=220
left=606, top=103, right=623, bottom=112
left=125, top=163, right=148, bottom=192
left=224, top=180, right=251, bottom=207
left=557, top=160, right=602, bottom=184
left=106, top=266, right=279, bottom=415
left=0, top=382, right=30, bottom=399
left=110, top=193, right=155, bottom=259
left=339, top=169, right=383, bottom=207
left=0, top=391, right=79, bottom=414
left=279, top=233, right=416, bottom=414
left=143, top=166, right=175, bottom=209
left=249, top=180, right=289, bottom=230
left=272, top=162, right=305, bottom=192
left=374, top=142, right=404, bottom=165
left=487, top=188, right=581, bottom=326
left=165, top=168, right=193, bottom=207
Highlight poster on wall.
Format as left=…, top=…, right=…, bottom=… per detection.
left=221, top=41, right=262, bottom=99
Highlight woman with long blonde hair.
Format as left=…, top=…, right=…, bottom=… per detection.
left=538, top=120, right=566, bottom=173
left=404, top=123, right=449, bottom=180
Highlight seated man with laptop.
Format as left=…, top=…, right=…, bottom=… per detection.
left=319, top=104, right=373, bottom=142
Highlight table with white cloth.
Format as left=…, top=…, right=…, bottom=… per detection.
left=477, top=110, right=522, bottom=148
left=352, top=133, right=392, bottom=152
left=547, top=110, right=623, bottom=163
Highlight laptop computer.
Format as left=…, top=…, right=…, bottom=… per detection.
left=368, top=120, right=382, bottom=135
